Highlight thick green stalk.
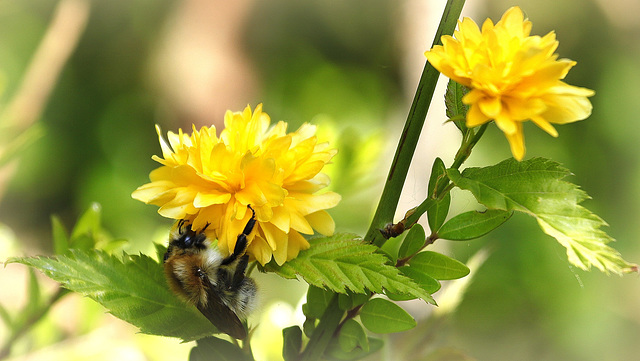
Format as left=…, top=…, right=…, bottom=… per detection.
left=296, top=3, right=467, bottom=361
left=364, top=0, right=466, bottom=247
left=297, top=295, right=342, bottom=361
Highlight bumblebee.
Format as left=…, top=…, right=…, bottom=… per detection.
left=163, top=206, right=258, bottom=339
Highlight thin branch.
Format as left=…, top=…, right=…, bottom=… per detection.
left=2, top=0, right=90, bottom=130
left=0, top=287, right=69, bottom=360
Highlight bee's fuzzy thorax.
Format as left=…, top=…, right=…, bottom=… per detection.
left=163, top=206, right=258, bottom=339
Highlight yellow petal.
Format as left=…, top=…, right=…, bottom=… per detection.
left=288, top=192, right=342, bottom=215
left=158, top=188, right=198, bottom=219
left=306, top=210, right=335, bottom=236
left=286, top=230, right=310, bottom=262
left=290, top=210, right=314, bottom=235
left=466, top=104, right=491, bottom=127
left=193, top=192, right=231, bottom=208
left=531, top=116, right=559, bottom=137
left=478, top=96, right=502, bottom=118
left=248, top=235, right=273, bottom=266
left=131, top=180, right=174, bottom=203
left=504, top=123, right=526, bottom=160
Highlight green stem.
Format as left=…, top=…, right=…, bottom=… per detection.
left=297, top=295, right=342, bottom=361
left=364, top=0, right=466, bottom=247
left=297, top=2, right=467, bottom=360
left=403, top=123, right=488, bottom=230
left=452, top=123, right=488, bottom=169
left=0, top=287, right=69, bottom=360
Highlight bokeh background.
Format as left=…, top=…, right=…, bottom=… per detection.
left=1, top=0, right=639, bottom=360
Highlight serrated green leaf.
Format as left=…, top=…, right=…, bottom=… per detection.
left=360, top=298, right=416, bottom=334
left=447, top=157, right=637, bottom=275
left=268, top=233, right=435, bottom=304
left=155, top=243, right=168, bottom=263
left=409, top=251, right=470, bottom=280
left=8, top=250, right=217, bottom=341
left=438, top=209, right=512, bottom=240
left=282, top=326, right=303, bottom=361
left=338, top=319, right=369, bottom=353
left=427, top=158, right=451, bottom=231
left=444, top=80, right=469, bottom=133
left=51, top=215, right=69, bottom=255
left=189, top=336, right=250, bottom=361
left=398, top=224, right=426, bottom=259
left=387, top=266, right=441, bottom=302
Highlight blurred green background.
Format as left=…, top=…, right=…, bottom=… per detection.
left=1, top=0, right=639, bottom=360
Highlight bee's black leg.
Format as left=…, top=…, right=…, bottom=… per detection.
left=221, top=205, right=256, bottom=266
left=230, top=255, right=249, bottom=290
left=241, top=205, right=257, bottom=237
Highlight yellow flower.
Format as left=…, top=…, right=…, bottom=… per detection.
left=425, top=6, right=594, bottom=160
left=132, top=104, right=341, bottom=265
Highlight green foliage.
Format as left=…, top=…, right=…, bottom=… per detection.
left=447, top=157, right=637, bottom=274
left=338, top=291, right=371, bottom=311
left=303, top=286, right=335, bottom=319
left=437, top=209, right=512, bottom=240
left=337, top=319, right=369, bottom=353
left=268, top=233, right=436, bottom=304
left=408, top=251, right=470, bottom=280
left=189, top=337, right=250, bottom=361
left=427, top=157, right=451, bottom=231
left=387, top=266, right=441, bottom=302
left=326, top=336, right=383, bottom=361
left=283, top=326, right=303, bottom=361
left=398, top=224, right=426, bottom=259
left=444, top=80, right=469, bottom=133
left=8, top=249, right=217, bottom=341
left=51, top=202, right=127, bottom=254
left=359, top=298, right=416, bottom=333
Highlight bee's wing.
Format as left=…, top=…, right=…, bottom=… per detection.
left=198, top=283, right=247, bottom=339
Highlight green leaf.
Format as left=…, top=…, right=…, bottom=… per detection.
left=282, top=326, right=303, bottom=361
left=8, top=250, right=218, bottom=341
left=359, top=298, right=416, bottom=334
left=438, top=209, right=512, bottom=240
left=70, top=203, right=101, bottom=241
left=409, top=251, right=470, bottom=280
left=400, top=266, right=441, bottom=294
left=427, top=157, right=451, bottom=231
left=338, top=319, right=369, bottom=353
left=338, top=291, right=371, bottom=311
left=303, top=286, right=335, bottom=319
left=25, top=268, right=42, bottom=314
left=326, top=337, right=383, bottom=361
left=387, top=266, right=441, bottom=301
left=444, top=80, right=469, bottom=133
left=447, top=157, right=637, bottom=274
left=51, top=215, right=69, bottom=255
left=0, top=301, right=12, bottom=328
left=303, top=318, right=317, bottom=338
left=398, top=224, right=426, bottom=259
left=268, top=233, right=435, bottom=304
left=189, top=336, right=250, bottom=361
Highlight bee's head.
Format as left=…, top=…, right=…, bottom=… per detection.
left=164, top=220, right=210, bottom=262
